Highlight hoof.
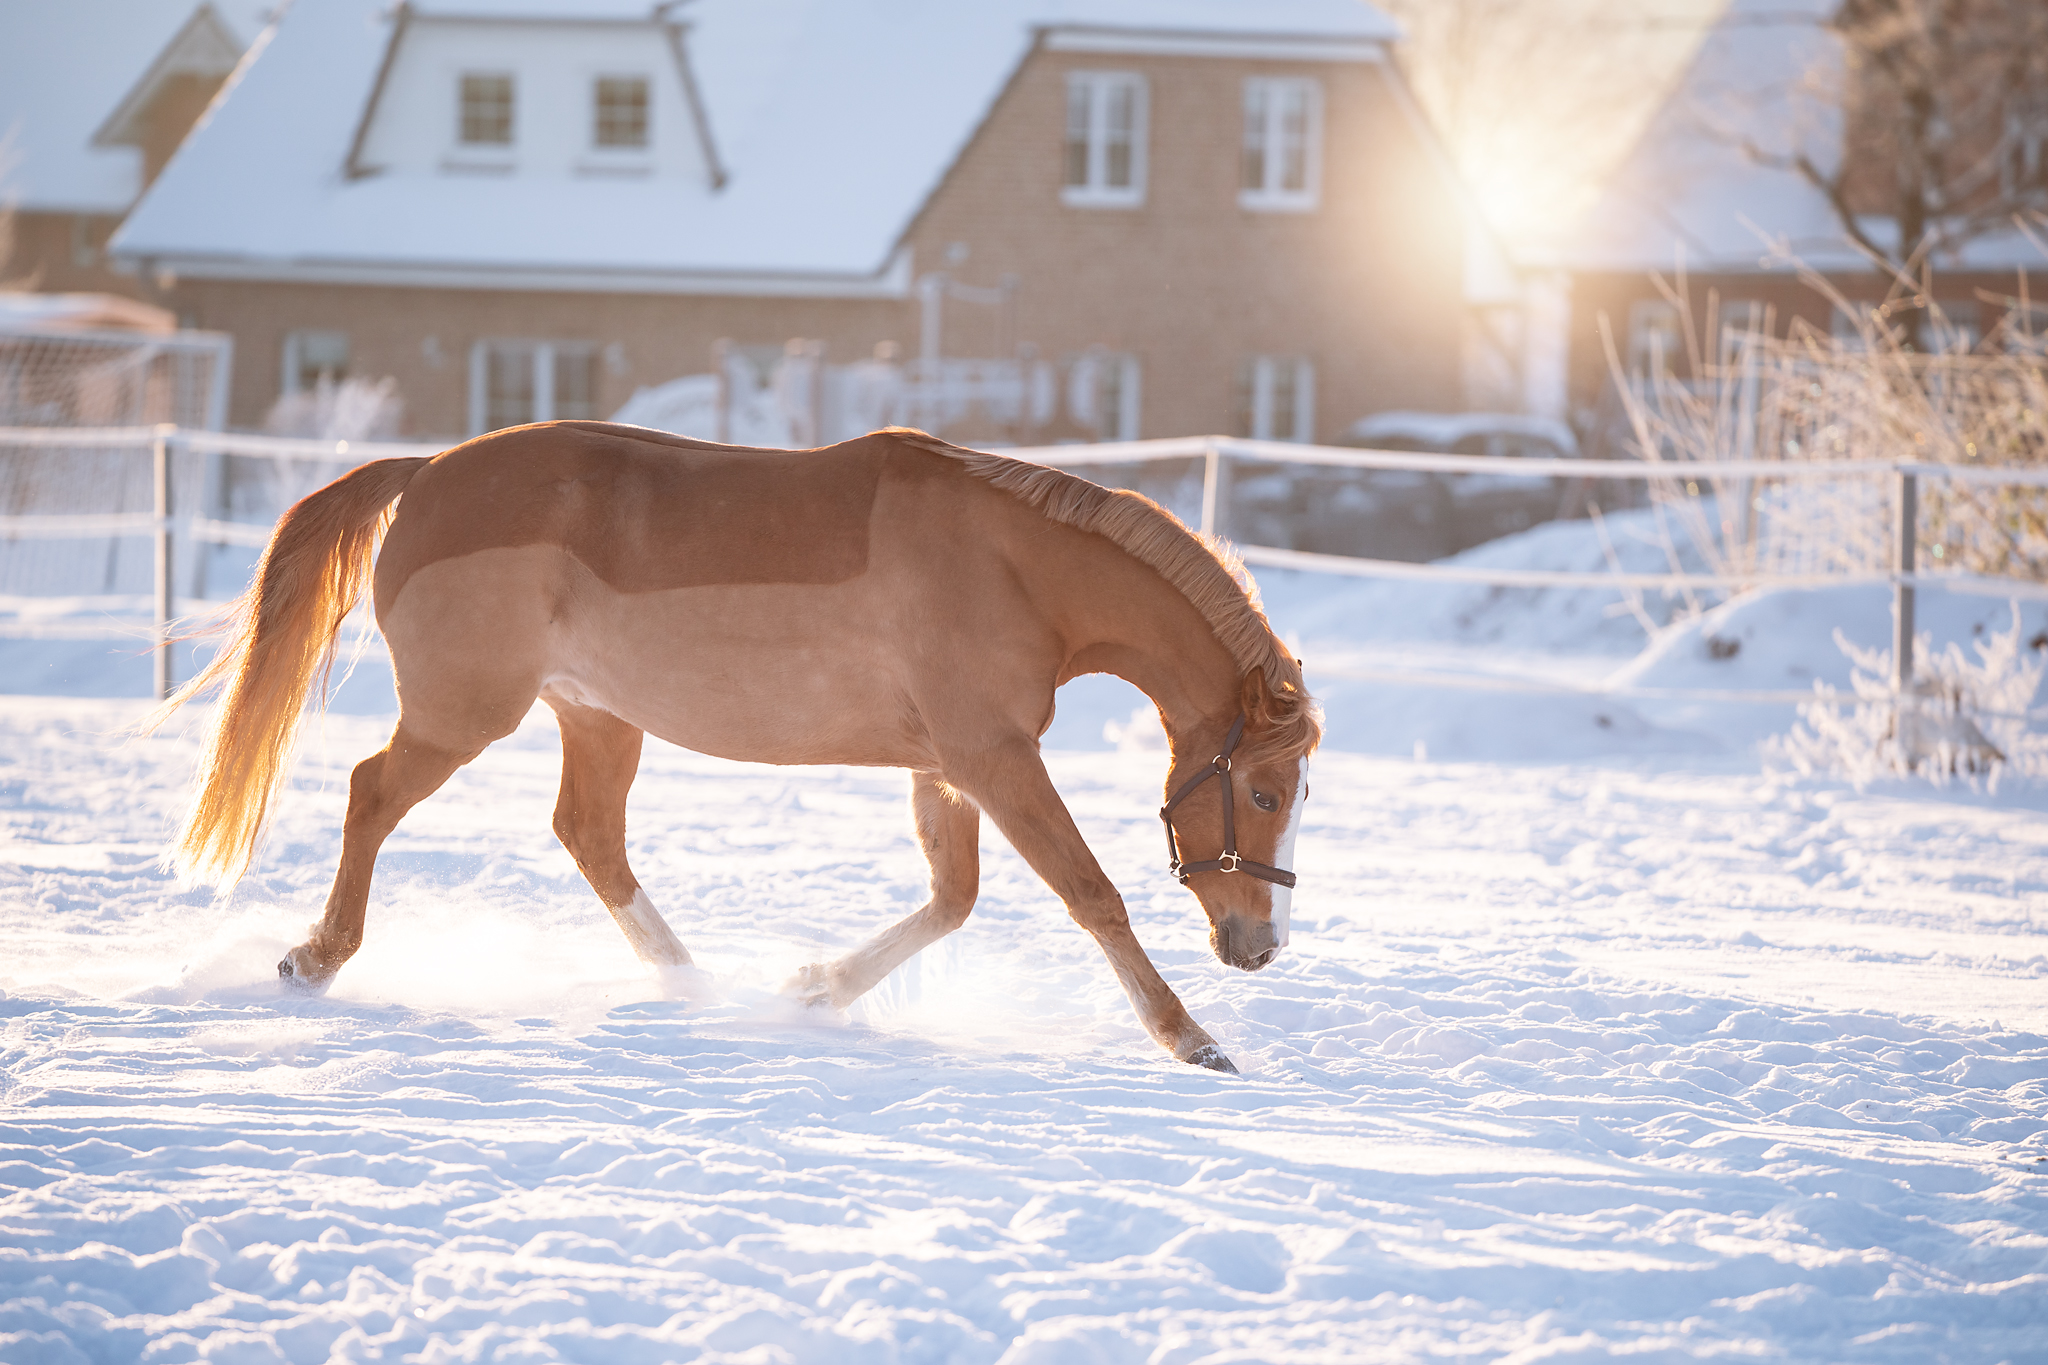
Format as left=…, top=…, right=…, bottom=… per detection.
left=277, top=946, right=333, bottom=995
left=1186, top=1044, right=1240, bottom=1075
left=783, top=963, right=838, bottom=1009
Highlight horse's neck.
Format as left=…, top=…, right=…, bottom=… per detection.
left=1054, top=555, right=1242, bottom=742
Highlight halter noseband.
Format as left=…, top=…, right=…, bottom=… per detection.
left=1159, top=714, right=1297, bottom=889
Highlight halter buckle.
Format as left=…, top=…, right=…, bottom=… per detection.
left=1217, top=852, right=1241, bottom=873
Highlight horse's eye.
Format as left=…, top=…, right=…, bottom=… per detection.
left=1252, top=790, right=1278, bottom=813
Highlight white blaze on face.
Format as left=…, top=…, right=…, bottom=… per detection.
left=1268, top=758, right=1308, bottom=947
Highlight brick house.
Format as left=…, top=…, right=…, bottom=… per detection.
left=1557, top=0, right=2048, bottom=439
left=109, top=0, right=1471, bottom=444
left=0, top=2, right=267, bottom=302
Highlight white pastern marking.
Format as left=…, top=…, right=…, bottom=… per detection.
left=621, top=888, right=691, bottom=966
left=1270, top=758, right=1307, bottom=948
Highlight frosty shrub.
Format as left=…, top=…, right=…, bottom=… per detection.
left=253, top=375, right=405, bottom=518
left=263, top=374, right=403, bottom=443
left=1770, top=608, right=2047, bottom=788
left=1605, top=268, right=2048, bottom=589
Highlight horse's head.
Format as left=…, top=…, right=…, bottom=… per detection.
left=1161, top=668, right=1317, bottom=972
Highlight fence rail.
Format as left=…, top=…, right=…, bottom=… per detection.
left=3, top=424, right=2045, bottom=705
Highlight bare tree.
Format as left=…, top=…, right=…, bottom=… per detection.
left=1751, top=1, right=2048, bottom=301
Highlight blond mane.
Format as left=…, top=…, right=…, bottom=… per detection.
left=884, top=428, right=1321, bottom=763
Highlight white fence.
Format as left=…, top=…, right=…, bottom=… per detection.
left=2, top=425, right=2045, bottom=704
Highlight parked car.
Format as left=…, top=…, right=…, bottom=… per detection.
left=1228, top=411, right=1585, bottom=562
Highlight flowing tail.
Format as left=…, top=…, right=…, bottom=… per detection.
left=145, top=456, right=430, bottom=885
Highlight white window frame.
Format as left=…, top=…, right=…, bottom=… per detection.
left=457, top=70, right=516, bottom=147
left=1717, top=298, right=1767, bottom=368
left=1061, top=71, right=1147, bottom=209
left=1628, top=299, right=1681, bottom=378
left=1239, top=76, right=1322, bottom=213
left=592, top=73, right=651, bottom=149
left=446, top=69, right=518, bottom=174
left=1068, top=349, right=1142, bottom=440
left=578, top=70, right=656, bottom=178
left=281, top=329, right=350, bottom=397
left=469, top=340, right=599, bottom=435
left=1245, top=355, right=1315, bottom=442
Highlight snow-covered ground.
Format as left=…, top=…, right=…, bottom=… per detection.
left=5, top=510, right=2047, bottom=1363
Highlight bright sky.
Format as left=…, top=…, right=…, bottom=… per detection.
left=1379, top=0, right=1729, bottom=254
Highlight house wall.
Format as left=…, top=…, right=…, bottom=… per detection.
left=6, top=212, right=139, bottom=297
left=164, top=41, right=1464, bottom=441
left=1566, top=268, right=2048, bottom=439
left=171, top=278, right=907, bottom=434
left=901, top=46, right=1464, bottom=443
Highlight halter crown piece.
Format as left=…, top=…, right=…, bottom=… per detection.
left=1160, top=713, right=1298, bottom=889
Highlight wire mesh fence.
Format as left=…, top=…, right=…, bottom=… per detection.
left=0, top=327, right=231, bottom=430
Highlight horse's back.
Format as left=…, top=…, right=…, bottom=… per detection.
left=370, top=423, right=1057, bottom=764
left=373, top=422, right=907, bottom=615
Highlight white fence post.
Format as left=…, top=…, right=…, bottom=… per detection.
left=1199, top=437, right=1223, bottom=539
left=1894, top=467, right=1917, bottom=693
left=153, top=424, right=174, bottom=701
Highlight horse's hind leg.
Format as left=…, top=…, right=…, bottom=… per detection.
left=548, top=699, right=690, bottom=967
left=788, top=769, right=979, bottom=1009
left=278, top=727, right=475, bottom=990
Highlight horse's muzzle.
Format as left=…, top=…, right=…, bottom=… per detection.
left=1212, top=914, right=1281, bottom=972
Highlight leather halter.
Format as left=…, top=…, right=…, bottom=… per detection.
left=1160, top=714, right=1298, bottom=889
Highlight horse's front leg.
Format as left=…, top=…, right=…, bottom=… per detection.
left=945, top=736, right=1236, bottom=1073
left=788, top=769, right=978, bottom=1008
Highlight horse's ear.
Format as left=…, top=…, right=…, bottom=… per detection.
left=1239, top=667, right=1275, bottom=721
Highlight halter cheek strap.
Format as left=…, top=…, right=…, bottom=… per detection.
left=1159, top=713, right=1298, bottom=889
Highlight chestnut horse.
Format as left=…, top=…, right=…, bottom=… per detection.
left=154, top=423, right=1319, bottom=1072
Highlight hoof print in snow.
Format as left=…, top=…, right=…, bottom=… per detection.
left=1186, top=1045, right=1239, bottom=1075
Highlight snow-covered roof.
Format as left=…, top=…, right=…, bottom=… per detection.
left=1558, top=0, right=2046, bottom=277
left=111, top=0, right=1400, bottom=291
left=0, top=1, right=272, bottom=214
left=0, top=291, right=177, bottom=334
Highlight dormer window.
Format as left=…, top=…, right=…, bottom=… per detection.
left=349, top=15, right=721, bottom=185
left=460, top=72, right=514, bottom=145
left=595, top=77, right=649, bottom=148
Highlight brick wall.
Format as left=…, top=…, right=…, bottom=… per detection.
left=1566, top=268, right=2048, bottom=440
left=903, top=46, right=1464, bottom=443
left=7, top=212, right=143, bottom=298
left=175, top=279, right=908, bottom=435
left=164, top=43, right=1465, bottom=442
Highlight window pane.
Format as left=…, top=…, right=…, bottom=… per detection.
left=460, top=73, right=514, bottom=145
left=291, top=330, right=349, bottom=393
left=1065, top=80, right=1092, bottom=187
left=553, top=349, right=598, bottom=421
left=1279, top=85, right=1310, bottom=192
left=595, top=76, right=648, bottom=148
left=486, top=344, right=535, bottom=430
left=1098, top=360, right=1123, bottom=438
left=1104, top=83, right=1133, bottom=188
left=1242, top=83, right=1269, bottom=191
left=1271, top=360, right=1298, bottom=441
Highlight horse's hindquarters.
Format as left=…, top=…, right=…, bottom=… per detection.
left=379, top=546, right=934, bottom=767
